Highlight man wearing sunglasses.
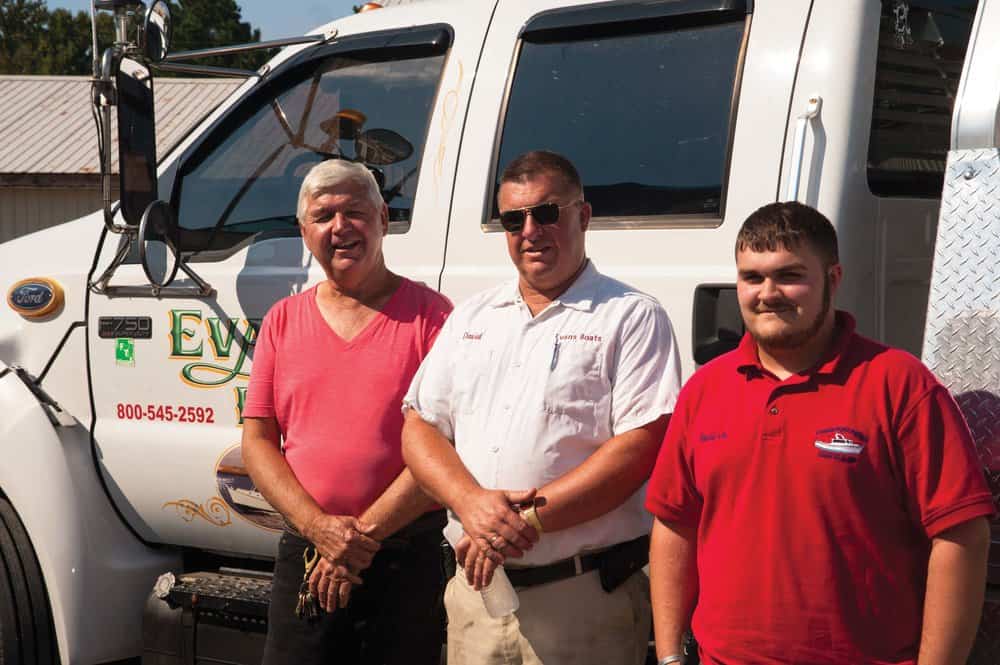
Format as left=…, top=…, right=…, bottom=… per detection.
left=402, top=150, right=682, bottom=665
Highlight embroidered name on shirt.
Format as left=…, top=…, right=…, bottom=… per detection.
left=814, top=427, right=867, bottom=462
left=556, top=333, right=603, bottom=342
left=699, top=431, right=729, bottom=443
left=462, top=331, right=484, bottom=341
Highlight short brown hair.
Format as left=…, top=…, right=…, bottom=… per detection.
left=500, top=150, right=583, bottom=195
left=736, top=202, right=839, bottom=266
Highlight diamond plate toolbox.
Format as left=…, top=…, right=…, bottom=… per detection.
left=923, top=148, right=1000, bottom=664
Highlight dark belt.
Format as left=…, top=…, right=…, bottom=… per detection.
left=505, top=535, right=648, bottom=589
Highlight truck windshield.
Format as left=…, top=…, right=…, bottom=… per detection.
left=172, top=46, right=447, bottom=254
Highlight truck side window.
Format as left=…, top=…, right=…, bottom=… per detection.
left=492, top=6, right=748, bottom=224
left=172, top=35, right=448, bottom=256
left=867, top=1, right=976, bottom=197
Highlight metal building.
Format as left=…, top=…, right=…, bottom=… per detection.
left=0, top=76, right=241, bottom=244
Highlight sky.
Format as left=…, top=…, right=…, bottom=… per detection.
left=46, top=0, right=362, bottom=41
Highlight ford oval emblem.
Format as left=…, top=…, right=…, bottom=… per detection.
left=7, top=278, right=64, bottom=318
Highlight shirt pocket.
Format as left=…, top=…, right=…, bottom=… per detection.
left=542, top=342, right=605, bottom=422
left=452, top=344, right=495, bottom=415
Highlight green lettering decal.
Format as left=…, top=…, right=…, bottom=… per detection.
left=181, top=318, right=258, bottom=386
left=207, top=318, right=241, bottom=359
left=234, top=386, right=247, bottom=425
left=170, top=310, right=203, bottom=357
left=245, top=318, right=261, bottom=346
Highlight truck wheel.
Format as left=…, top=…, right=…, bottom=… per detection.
left=0, top=498, right=57, bottom=665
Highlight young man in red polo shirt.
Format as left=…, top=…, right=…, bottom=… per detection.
left=646, top=201, right=994, bottom=665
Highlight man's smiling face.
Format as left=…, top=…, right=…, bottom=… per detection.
left=736, top=241, right=840, bottom=351
left=300, top=180, right=387, bottom=282
left=498, top=171, right=590, bottom=297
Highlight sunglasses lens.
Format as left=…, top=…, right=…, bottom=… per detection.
left=499, top=210, right=526, bottom=232
left=499, top=202, right=566, bottom=232
left=532, top=203, right=560, bottom=225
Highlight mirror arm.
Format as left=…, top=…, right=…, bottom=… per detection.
left=90, top=241, right=216, bottom=299
left=177, top=260, right=214, bottom=297
left=162, top=34, right=326, bottom=62
left=153, top=61, right=257, bottom=78
left=99, top=283, right=217, bottom=299
left=99, top=260, right=215, bottom=299
left=88, top=231, right=135, bottom=294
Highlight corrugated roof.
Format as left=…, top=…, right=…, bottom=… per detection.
left=0, top=75, right=242, bottom=175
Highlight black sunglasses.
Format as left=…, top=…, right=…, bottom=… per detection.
left=498, top=201, right=581, bottom=233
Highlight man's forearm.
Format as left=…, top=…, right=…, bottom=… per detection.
left=359, top=468, right=437, bottom=541
left=402, top=410, right=540, bottom=556
left=533, top=415, right=668, bottom=532
left=401, top=409, right=481, bottom=509
left=650, top=518, right=698, bottom=660
left=918, top=517, right=990, bottom=665
left=242, top=418, right=324, bottom=535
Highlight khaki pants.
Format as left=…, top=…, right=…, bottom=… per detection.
left=445, top=568, right=650, bottom=665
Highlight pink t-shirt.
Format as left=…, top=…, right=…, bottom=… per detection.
left=244, top=278, right=451, bottom=516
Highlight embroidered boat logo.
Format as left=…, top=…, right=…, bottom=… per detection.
left=814, top=431, right=865, bottom=459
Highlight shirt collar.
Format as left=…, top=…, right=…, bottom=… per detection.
left=489, top=259, right=597, bottom=312
left=736, top=310, right=857, bottom=378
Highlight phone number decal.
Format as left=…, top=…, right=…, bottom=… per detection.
left=116, top=403, right=216, bottom=423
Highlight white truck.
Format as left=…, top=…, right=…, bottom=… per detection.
left=1, top=0, right=998, bottom=662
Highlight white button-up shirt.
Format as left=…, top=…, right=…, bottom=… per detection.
left=404, top=261, right=682, bottom=565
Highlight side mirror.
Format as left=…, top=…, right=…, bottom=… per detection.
left=141, top=0, right=172, bottom=63
left=116, top=58, right=158, bottom=226
left=138, top=200, right=180, bottom=288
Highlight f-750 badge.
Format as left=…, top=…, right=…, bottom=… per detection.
left=99, top=316, right=153, bottom=339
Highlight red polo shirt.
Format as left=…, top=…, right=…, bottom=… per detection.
left=646, top=312, right=994, bottom=665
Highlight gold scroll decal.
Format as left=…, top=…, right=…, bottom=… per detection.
left=162, top=496, right=232, bottom=527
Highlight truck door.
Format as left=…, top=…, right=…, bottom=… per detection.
left=85, top=3, right=496, bottom=557
left=779, top=1, right=977, bottom=358
left=920, top=1, right=1000, bottom=660
left=440, top=0, right=812, bottom=378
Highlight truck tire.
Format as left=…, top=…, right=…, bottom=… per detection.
left=0, top=497, right=57, bottom=665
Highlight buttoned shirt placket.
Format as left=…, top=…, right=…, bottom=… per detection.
left=487, top=294, right=567, bottom=488
left=741, top=349, right=842, bottom=450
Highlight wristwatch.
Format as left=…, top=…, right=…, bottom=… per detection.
left=657, top=656, right=684, bottom=665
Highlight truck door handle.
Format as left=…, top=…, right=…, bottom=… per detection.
left=785, top=95, right=823, bottom=202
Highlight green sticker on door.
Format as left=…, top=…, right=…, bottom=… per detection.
left=116, top=338, right=135, bottom=367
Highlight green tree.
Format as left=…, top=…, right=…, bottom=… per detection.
left=36, top=8, right=112, bottom=75
left=0, top=0, right=48, bottom=73
left=166, top=0, right=268, bottom=71
left=0, top=0, right=266, bottom=75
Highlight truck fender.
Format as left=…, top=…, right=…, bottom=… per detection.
left=0, top=367, right=180, bottom=665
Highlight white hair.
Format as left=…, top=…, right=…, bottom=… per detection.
left=296, top=159, right=383, bottom=221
